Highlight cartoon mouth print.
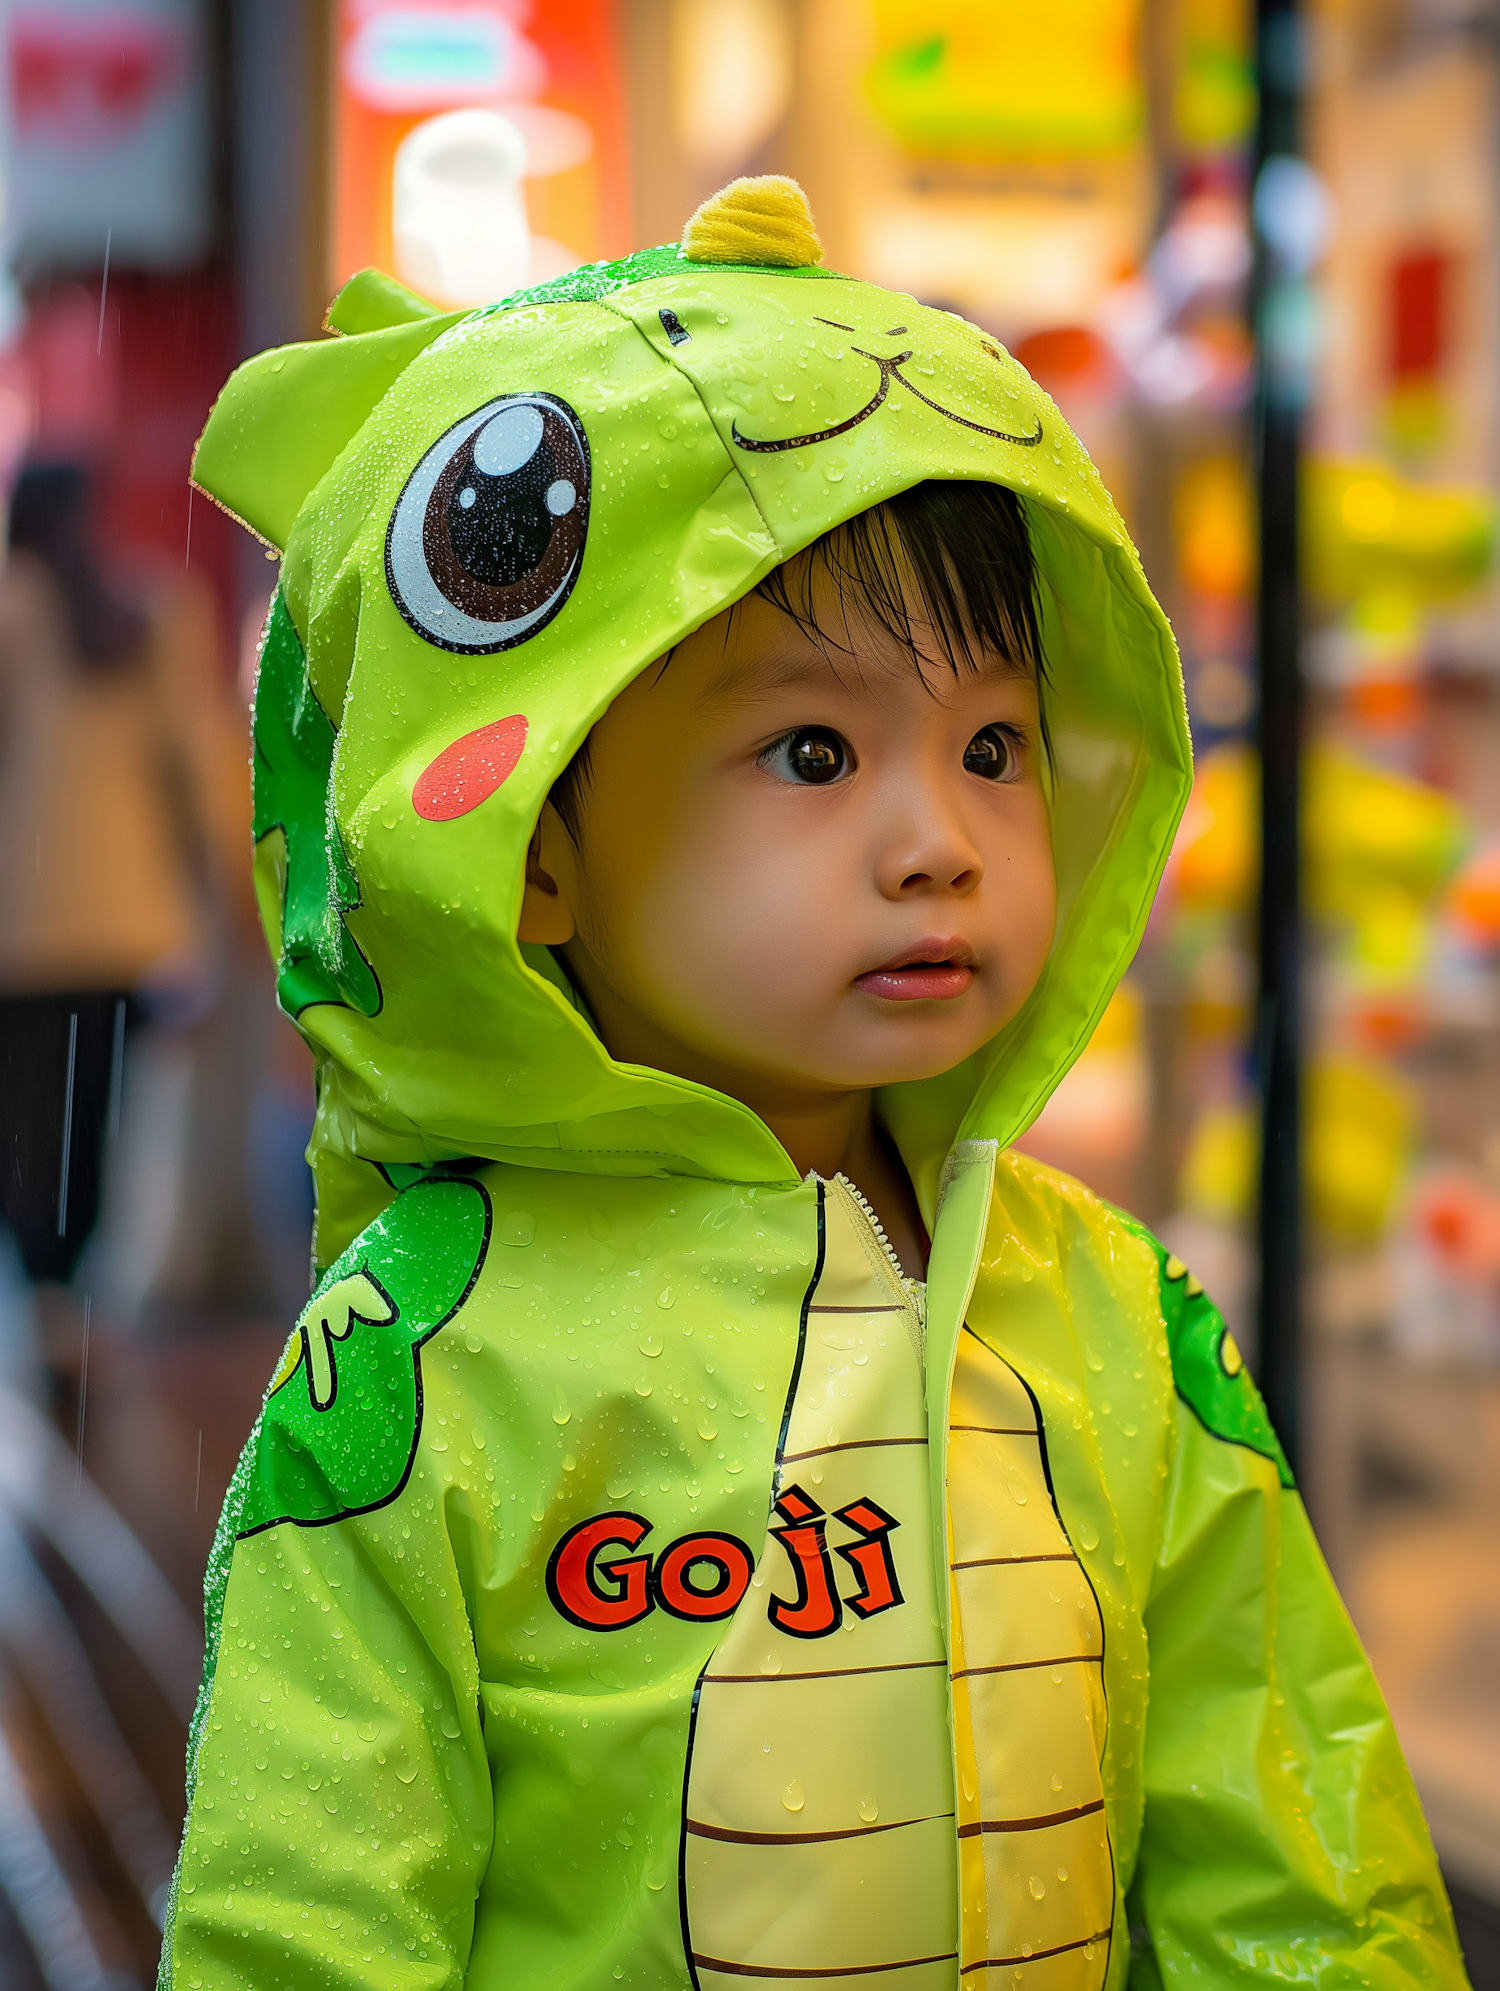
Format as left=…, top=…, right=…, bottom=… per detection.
left=731, top=318, right=1044, bottom=455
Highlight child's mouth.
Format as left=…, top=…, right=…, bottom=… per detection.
left=855, top=940, right=976, bottom=1002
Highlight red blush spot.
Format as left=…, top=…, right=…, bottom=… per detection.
left=413, top=715, right=528, bottom=822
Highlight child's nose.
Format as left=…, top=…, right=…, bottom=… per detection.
left=875, top=804, right=984, bottom=899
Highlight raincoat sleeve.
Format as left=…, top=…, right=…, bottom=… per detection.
left=1128, top=1401, right=1469, bottom=1988
left=159, top=1442, right=494, bottom=1988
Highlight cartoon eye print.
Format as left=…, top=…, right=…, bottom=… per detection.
left=385, top=391, right=591, bottom=654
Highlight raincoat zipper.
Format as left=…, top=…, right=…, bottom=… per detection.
left=832, top=1172, right=927, bottom=1339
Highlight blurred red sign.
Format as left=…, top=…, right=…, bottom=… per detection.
left=1391, top=248, right=1449, bottom=383
left=10, top=8, right=187, bottom=146
left=6, top=0, right=208, bottom=269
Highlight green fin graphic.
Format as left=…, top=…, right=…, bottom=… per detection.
left=251, top=592, right=381, bottom=1018
left=233, top=1174, right=491, bottom=1539
left=1109, top=1206, right=1294, bottom=1487
left=186, top=1175, right=491, bottom=1815
left=480, top=238, right=840, bottom=319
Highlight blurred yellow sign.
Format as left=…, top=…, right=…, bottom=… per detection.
left=1174, top=0, right=1254, bottom=152
left=1304, top=459, right=1497, bottom=604
left=866, top=0, right=1143, bottom=158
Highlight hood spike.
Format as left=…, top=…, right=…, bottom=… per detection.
left=681, top=175, right=823, bottom=268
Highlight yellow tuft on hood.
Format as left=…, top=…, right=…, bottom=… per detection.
left=681, top=175, right=823, bottom=268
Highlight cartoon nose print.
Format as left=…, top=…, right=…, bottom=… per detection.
left=386, top=391, right=591, bottom=654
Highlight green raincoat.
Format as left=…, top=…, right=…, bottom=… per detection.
left=162, top=198, right=1468, bottom=1991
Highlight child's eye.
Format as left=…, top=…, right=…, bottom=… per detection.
left=963, top=725, right=1022, bottom=781
left=761, top=728, right=851, bottom=785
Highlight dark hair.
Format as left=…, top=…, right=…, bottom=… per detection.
left=551, top=478, right=1044, bottom=842
left=8, top=463, right=148, bottom=671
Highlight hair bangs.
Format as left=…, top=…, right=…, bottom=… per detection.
left=751, top=480, right=1045, bottom=689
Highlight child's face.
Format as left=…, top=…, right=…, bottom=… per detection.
left=520, top=557, right=1056, bottom=1110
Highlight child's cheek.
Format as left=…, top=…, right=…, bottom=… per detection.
left=647, top=809, right=841, bottom=1033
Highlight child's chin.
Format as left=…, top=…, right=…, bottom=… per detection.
left=827, top=1040, right=986, bottom=1090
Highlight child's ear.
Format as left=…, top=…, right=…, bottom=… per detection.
left=518, top=802, right=578, bottom=947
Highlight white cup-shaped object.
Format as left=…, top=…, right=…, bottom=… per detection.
left=392, top=109, right=532, bottom=306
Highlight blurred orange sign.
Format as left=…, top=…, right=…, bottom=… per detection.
left=332, top=0, right=630, bottom=303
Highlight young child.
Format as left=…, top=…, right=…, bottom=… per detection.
left=163, top=178, right=1467, bottom=1990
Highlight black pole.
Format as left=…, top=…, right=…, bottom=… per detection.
left=1253, top=0, right=1304, bottom=1473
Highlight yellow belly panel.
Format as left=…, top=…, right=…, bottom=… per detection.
left=947, top=1329, right=1113, bottom=1988
left=956, top=1663, right=1108, bottom=1825
left=690, top=1818, right=961, bottom=1977
left=683, top=1189, right=1116, bottom=1991
left=683, top=1177, right=958, bottom=1987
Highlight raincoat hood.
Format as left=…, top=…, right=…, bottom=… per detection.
left=194, top=182, right=1190, bottom=1268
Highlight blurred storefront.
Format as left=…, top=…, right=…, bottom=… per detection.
left=1299, top=0, right=1500, bottom=1927
left=0, top=7, right=254, bottom=1985
left=0, top=1, right=1497, bottom=1984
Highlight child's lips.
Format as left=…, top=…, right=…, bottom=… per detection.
left=855, top=940, right=976, bottom=1002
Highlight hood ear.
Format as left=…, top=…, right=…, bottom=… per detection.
left=192, top=283, right=462, bottom=550
left=325, top=266, right=442, bottom=335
